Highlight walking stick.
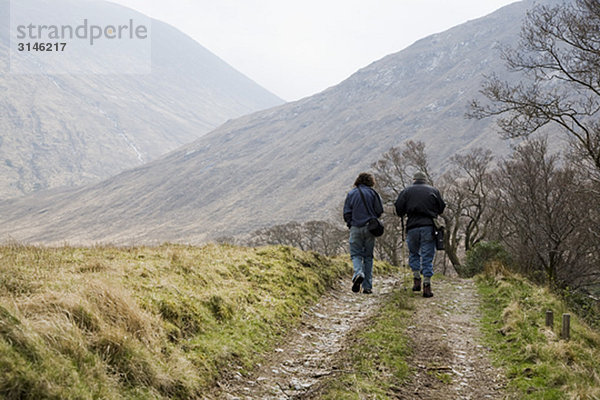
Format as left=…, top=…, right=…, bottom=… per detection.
left=400, top=216, right=406, bottom=269
left=400, top=216, right=410, bottom=289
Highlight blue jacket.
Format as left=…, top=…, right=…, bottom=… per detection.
left=343, top=185, right=383, bottom=228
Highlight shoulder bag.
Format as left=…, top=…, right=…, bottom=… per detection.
left=357, top=187, right=384, bottom=237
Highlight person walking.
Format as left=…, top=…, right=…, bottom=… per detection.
left=343, top=172, right=384, bottom=294
left=395, top=171, right=445, bottom=298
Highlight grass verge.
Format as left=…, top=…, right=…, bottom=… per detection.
left=476, top=265, right=600, bottom=400
left=313, top=286, right=414, bottom=399
left=0, top=243, right=397, bottom=399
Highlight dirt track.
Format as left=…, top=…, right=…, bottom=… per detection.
left=212, top=274, right=506, bottom=400
left=213, top=275, right=398, bottom=399
left=395, top=278, right=506, bottom=399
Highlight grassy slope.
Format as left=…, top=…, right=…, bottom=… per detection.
left=3, top=243, right=600, bottom=400
left=0, top=243, right=397, bottom=399
left=476, top=267, right=600, bottom=400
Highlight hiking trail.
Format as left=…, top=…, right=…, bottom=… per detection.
left=212, top=274, right=506, bottom=400
left=394, top=278, right=506, bottom=399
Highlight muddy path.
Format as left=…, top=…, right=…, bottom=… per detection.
left=212, top=275, right=400, bottom=400
left=395, top=278, right=506, bottom=399
left=212, top=275, right=506, bottom=400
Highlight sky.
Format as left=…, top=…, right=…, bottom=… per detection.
left=108, top=0, right=519, bottom=101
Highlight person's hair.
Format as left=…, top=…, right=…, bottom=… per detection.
left=354, top=172, right=375, bottom=187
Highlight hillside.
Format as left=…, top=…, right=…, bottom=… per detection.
left=0, top=243, right=397, bottom=398
left=0, top=0, right=282, bottom=199
left=1, top=244, right=599, bottom=399
left=0, top=0, right=538, bottom=244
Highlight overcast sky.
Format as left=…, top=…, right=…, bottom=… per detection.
left=108, top=0, right=519, bottom=101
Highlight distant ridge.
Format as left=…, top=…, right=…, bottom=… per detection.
left=1, top=0, right=544, bottom=245
left=0, top=0, right=282, bottom=199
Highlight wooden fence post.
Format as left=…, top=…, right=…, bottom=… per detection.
left=562, top=313, right=571, bottom=340
left=545, top=310, right=554, bottom=329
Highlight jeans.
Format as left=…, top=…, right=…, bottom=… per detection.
left=406, top=226, right=436, bottom=278
left=349, top=225, right=375, bottom=290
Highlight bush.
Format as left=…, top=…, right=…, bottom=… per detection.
left=463, top=241, right=512, bottom=278
left=562, top=288, right=600, bottom=330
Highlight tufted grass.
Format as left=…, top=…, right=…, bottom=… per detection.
left=476, top=264, right=600, bottom=400
left=0, top=243, right=400, bottom=399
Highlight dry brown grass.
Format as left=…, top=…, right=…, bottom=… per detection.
left=0, top=243, right=367, bottom=399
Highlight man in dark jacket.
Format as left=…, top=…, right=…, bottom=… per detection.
left=343, top=172, right=383, bottom=294
left=395, top=171, right=445, bottom=298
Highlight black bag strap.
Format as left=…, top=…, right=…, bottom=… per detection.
left=357, top=186, right=376, bottom=218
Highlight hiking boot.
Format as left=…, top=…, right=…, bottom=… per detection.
left=423, top=283, right=433, bottom=298
left=412, top=278, right=422, bottom=292
left=363, top=289, right=372, bottom=294
left=352, top=275, right=364, bottom=293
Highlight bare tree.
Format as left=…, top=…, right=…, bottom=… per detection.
left=436, top=170, right=467, bottom=271
left=303, top=220, right=347, bottom=256
left=470, top=0, right=600, bottom=172
left=373, top=211, right=404, bottom=267
left=248, top=222, right=306, bottom=250
left=469, top=0, right=600, bottom=299
left=451, top=149, right=495, bottom=251
left=246, top=220, right=347, bottom=257
left=433, top=148, right=495, bottom=276
left=371, top=141, right=433, bottom=267
left=372, top=141, right=462, bottom=269
left=492, top=138, right=595, bottom=288
left=372, top=140, right=433, bottom=202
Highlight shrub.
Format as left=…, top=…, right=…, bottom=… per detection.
left=463, top=241, right=512, bottom=278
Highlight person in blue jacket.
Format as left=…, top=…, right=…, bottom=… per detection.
left=343, top=172, right=383, bottom=294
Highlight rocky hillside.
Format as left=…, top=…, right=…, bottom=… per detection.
left=0, top=0, right=539, bottom=244
left=0, top=0, right=282, bottom=199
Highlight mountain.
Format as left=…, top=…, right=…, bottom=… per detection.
left=0, top=0, right=535, bottom=245
left=0, top=0, right=282, bottom=199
